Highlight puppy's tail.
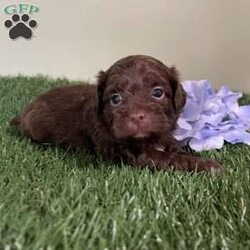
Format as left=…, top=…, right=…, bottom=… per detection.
left=10, top=116, right=20, bottom=126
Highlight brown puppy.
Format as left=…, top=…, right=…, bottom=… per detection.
left=10, top=55, right=222, bottom=171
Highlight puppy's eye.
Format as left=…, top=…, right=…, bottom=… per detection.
left=110, top=93, right=122, bottom=106
left=152, top=87, right=164, bottom=99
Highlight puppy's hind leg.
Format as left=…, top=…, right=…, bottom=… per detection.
left=10, top=115, right=21, bottom=126
left=13, top=106, right=53, bottom=144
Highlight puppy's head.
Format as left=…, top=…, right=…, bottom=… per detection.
left=97, top=55, right=186, bottom=141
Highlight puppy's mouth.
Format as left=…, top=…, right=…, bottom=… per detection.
left=113, top=122, right=159, bottom=141
left=111, top=111, right=170, bottom=141
left=129, top=129, right=150, bottom=140
left=133, top=133, right=149, bottom=139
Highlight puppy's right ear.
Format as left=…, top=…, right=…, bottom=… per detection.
left=97, top=70, right=107, bottom=116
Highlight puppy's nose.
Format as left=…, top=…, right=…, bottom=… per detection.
left=131, top=112, right=147, bottom=121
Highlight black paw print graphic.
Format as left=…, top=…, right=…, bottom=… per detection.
left=4, top=14, right=37, bottom=40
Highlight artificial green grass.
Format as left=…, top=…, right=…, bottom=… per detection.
left=0, top=75, right=250, bottom=249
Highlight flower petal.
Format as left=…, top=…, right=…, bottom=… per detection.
left=224, top=130, right=250, bottom=145
left=174, top=80, right=250, bottom=151
left=181, top=99, right=201, bottom=121
left=173, top=128, right=192, bottom=141
left=177, top=117, right=193, bottom=130
left=189, top=135, right=224, bottom=151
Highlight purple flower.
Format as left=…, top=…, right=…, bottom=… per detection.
left=173, top=80, right=250, bottom=151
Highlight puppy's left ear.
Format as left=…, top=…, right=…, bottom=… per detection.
left=169, top=66, right=186, bottom=114
left=97, top=70, right=107, bottom=116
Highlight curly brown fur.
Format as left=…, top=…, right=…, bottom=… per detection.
left=10, top=55, right=223, bottom=172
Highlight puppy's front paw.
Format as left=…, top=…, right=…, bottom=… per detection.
left=201, top=159, right=224, bottom=172
left=171, top=156, right=224, bottom=172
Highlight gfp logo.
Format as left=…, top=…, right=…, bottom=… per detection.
left=3, top=4, right=39, bottom=40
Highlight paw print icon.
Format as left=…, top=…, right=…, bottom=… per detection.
left=4, top=14, right=37, bottom=40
